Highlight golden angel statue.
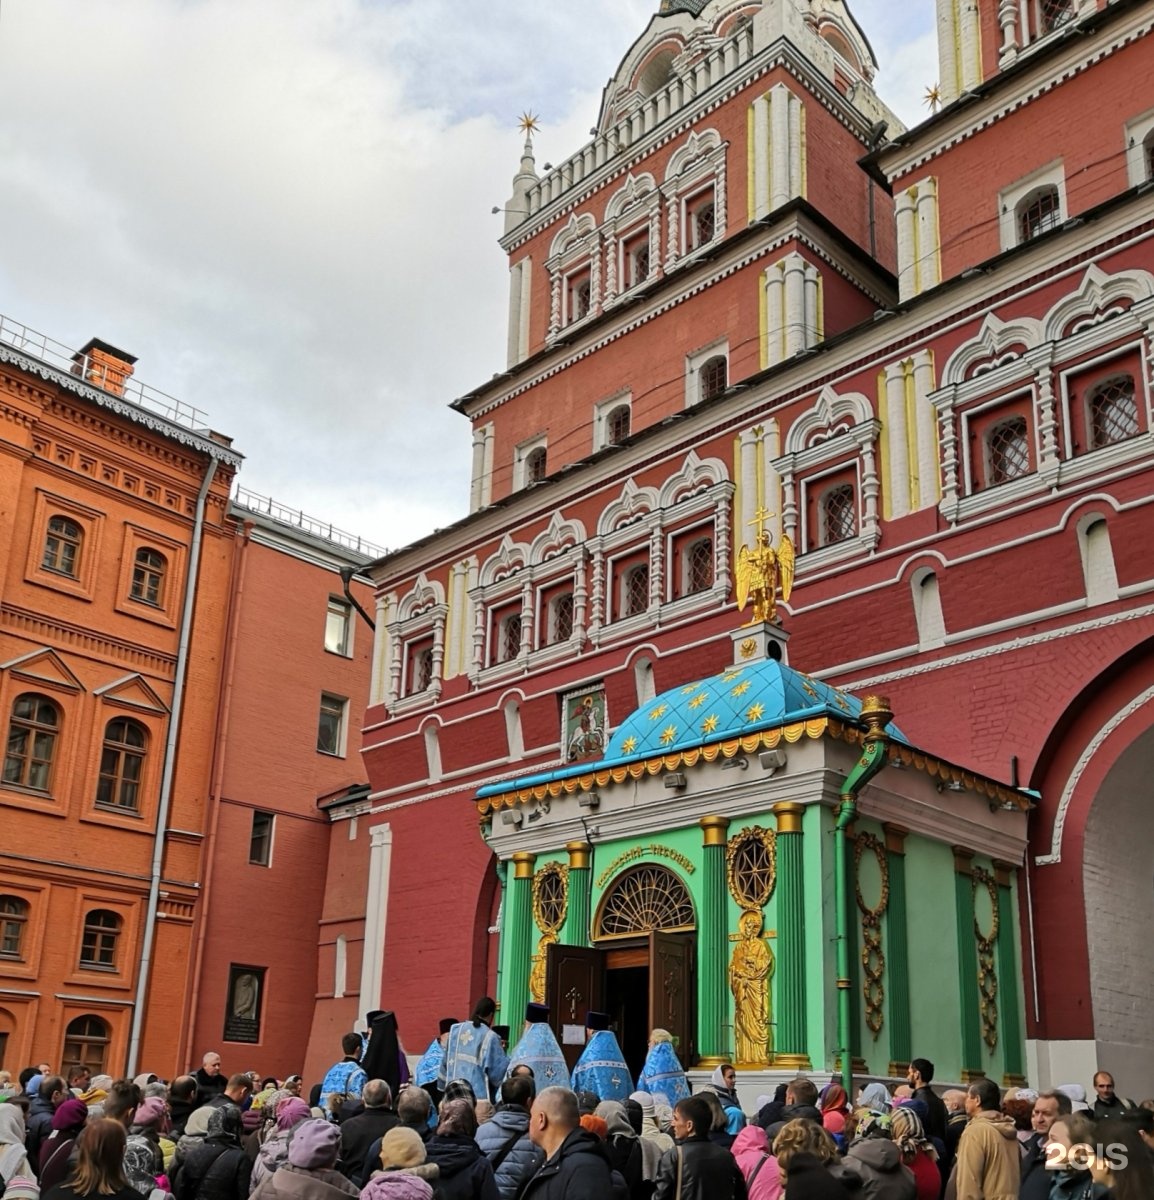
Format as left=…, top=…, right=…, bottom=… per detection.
left=735, top=510, right=795, bottom=624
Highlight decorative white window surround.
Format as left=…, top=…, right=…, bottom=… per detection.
left=385, top=575, right=447, bottom=715
left=602, top=174, right=662, bottom=310
left=1057, top=336, right=1150, bottom=460
left=513, top=433, right=549, bottom=492
left=1124, top=108, right=1154, bottom=188
left=774, top=386, right=881, bottom=564
left=665, top=517, right=718, bottom=604
left=997, top=0, right=1097, bottom=69
left=959, top=383, right=1041, bottom=495
left=594, top=391, right=634, bottom=452
left=663, top=129, right=728, bottom=272
left=686, top=338, right=730, bottom=407
left=894, top=177, right=941, bottom=302
left=547, top=214, right=600, bottom=340
left=998, top=161, right=1067, bottom=252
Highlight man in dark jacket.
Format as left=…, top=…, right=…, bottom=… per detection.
left=169, top=1076, right=201, bottom=1138
left=522, top=1087, right=627, bottom=1200
left=907, top=1057, right=948, bottom=1143
left=195, top=1054, right=228, bottom=1108
left=174, top=1104, right=253, bottom=1200
left=339, top=1080, right=399, bottom=1186
left=26, top=1074, right=67, bottom=1167
left=652, top=1096, right=747, bottom=1200
left=476, top=1076, right=544, bottom=1200
left=361, top=1085, right=435, bottom=1184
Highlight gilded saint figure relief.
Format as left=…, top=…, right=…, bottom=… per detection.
left=730, top=908, right=774, bottom=1066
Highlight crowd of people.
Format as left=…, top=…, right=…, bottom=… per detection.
left=1, top=1002, right=1151, bottom=1200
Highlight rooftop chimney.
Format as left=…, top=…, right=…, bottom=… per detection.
left=71, top=337, right=138, bottom=397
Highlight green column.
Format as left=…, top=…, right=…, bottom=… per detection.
left=773, top=803, right=811, bottom=1070
left=562, top=842, right=592, bottom=947
left=954, top=849, right=983, bottom=1078
left=698, top=815, right=731, bottom=1064
left=994, top=862, right=1025, bottom=1083
left=884, top=824, right=912, bottom=1074
left=502, top=852, right=536, bottom=1022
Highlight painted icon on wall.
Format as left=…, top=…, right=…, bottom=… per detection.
left=563, top=685, right=608, bottom=763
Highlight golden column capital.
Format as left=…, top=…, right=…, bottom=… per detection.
left=699, top=815, right=730, bottom=847
left=566, top=841, right=592, bottom=870
left=511, top=851, right=537, bottom=880
left=773, top=802, right=805, bottom=834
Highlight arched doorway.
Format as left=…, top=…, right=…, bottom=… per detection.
left=1082, top=722, right=1154, bottom=1092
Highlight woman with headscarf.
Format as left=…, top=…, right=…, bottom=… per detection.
left=129, top=1096, right=174, bottom=1176
left=0, top=1104, right=37, bottom=1195
left=705, top=1065, right=741, bottom=1111
left=40, top=1099, right=90, bottom=1192
left=819, top=1086, right=850, bottom=1138
left=422, top=1101, right=498, bottom=1200
left=249, top=1120, right=358, bottom=1200
left=248, top=1099, right=312, bottom=1193
left=174, top=1106, right=252, bottom=1200
left=634, top=1031, right=690, bottom=1106
left=887, top=1107, right=938, bottom=1200
left=43, top=1119, right=145, bottom=1200
left=595, top=1102, right=644, bottom=1199
left=359, top=1126, right=440, bottom=1200
left=842, top=1110, right=915, bottom=1200
left=856, top=1084, right=892, bottom=1113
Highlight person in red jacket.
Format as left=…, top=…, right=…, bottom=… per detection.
left=890, top=1107, right=941, bottom=1200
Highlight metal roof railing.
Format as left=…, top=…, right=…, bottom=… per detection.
left=233, top=487, right=388, bottom=559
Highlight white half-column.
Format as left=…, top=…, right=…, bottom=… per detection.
left=358, top=824, right=394, bottom=1024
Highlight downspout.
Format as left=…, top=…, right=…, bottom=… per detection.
left=338, top=565, right=375, bottom=631
left=834, top=694, right=893, bottom=1097
left=126, top=456, right=219, bottom=1075
left=180, top=516, right=253, bottom=1069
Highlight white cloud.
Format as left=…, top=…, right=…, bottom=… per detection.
left=0, top=0, right=938, bottom=550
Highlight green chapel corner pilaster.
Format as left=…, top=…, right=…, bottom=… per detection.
left=953, top=848, right=984, bottom=1080
left=773, top=802, right=811, bottom=1070
left=563, top=841, right=592, bottom=947
left=883, top=824, right=912, bottom=1075
left=502, top=852, right=537, bottom=1022
left=698, top=815, right=731, bottom=1065
left=994, top=861, right=1025, bottom=1083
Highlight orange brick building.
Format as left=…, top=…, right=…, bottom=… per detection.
left=0, top=326, right=240, bottom=1077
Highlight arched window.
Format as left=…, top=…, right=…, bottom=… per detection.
left=62, top=1015, right=110, bottom=1077
left=821, top=484, right=858, bottom=545
left=0, top=896, right=29, bottom=959
left=550, top=592, right=574, bottom=644
left=606, top=405, right=631, bottom=446
left=80, top=910, right=121, bottom=970
left=96, top=718, right=147, bottom=812
left=624, top=565, right=650, bottom=617
left=1039, top=0, right=1075, bottom=33
left=3, top=693, right=60, bottom=792
left=987, top=416, right=1030, bottom=485
left=500, top=614, right=523, bottom=662
left=43, top=516, right=83, bottom=577
left=525, top=446, right=548, bottom=485
left=699, top=356, right=728, bottom=402
left=684, top=538, right=714, bottom=595
left=1087, top=376, right=1139, bottom=449
left=1017, top=185, right=1061, bottom=242
left=130, top=549, right=167, bottom=606
left=596, top=865, right=695, bottom=939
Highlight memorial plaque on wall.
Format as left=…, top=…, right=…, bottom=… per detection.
left=223, top=964, right=265, bottom=1043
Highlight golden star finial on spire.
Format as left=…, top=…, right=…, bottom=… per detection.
left=924, top=84, right=942, bottom=114
left=518, top=112, right=541, bottom=137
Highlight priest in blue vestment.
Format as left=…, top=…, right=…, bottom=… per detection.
left=634, top=1027, right=690, bottom=1104
left=438, top=997, right=509, bottom=1101
left=571, top=1011, right=633, bottom=1102
left=413, top=1017, right=456, bottom=1094
left=506, top=1003, right=569, bottom=1089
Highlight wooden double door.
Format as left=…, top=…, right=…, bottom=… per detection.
left=545, top=932, right=695, bottom=1078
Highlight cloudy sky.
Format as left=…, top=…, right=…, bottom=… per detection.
left=0, top=0, right=938, bottom=552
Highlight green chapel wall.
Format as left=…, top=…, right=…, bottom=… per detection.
left=904, top=839, right=965, bottom=1082
left=496, top=849, right=569, bottom=1023
left=810, top=803, right=839, bottom=1072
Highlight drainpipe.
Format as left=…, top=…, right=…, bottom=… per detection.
left=338, top=565, right=375, bottom=631
left=127, top=457, right=219, bottom=1075
left=834, top=694, right=893, bottom=1097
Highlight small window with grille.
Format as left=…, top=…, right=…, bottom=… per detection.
left=688, top=190, right=716, bottom=251
left=1087, top=376, right=1139, bottom=449
left=699, top=356, right=728, bottom=402
left=606, top=405, right=631, bottom=446
left=821, top=484, right=858, bottom=546
left=1016, top=185, right=1062, bottom=243
left=500, top=614, right=523, bottom=662
left=986, top=416, right=1031, bottom=485
left=624, top=564, right=650, bottom=617
left=682, top=538, right=714, bottom=595
left=1038, top=0, right=1075, bottom=34
left=524, top=446, right=548, bottom=485
left=626, top=233, right=651, bottom=289
left=550, top=592, right=575, bottom=644
left=567, top=271, right=592, bottom=323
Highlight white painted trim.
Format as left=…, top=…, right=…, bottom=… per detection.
left=358, top=824, right=392, bottom=1020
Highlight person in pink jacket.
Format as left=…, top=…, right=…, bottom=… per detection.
left=731, top=1125, right=782, bottom=1200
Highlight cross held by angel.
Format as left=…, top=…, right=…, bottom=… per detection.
left=735, top=508, right=795, bottom=625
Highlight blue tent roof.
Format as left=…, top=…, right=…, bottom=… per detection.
left=477, top=657, right=906, bottom=801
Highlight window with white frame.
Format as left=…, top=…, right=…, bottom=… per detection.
left=986, top=416, right=1031, bottom=486
left=1037, top=0, right=1075, bottom=35
left=999, top=164, right=1066, bottom=250
left=686, top=187, right=717, bottom=253
left=325, top=597, right=352, bottom=656
left=317, top=693, right=347, bottom=756
left=594, top=394, right=632, bottom=451
left=686, top=341, right=729, bottom=407
left=1124, top=111, right=1154, bottom=188
left=514, top=436, right=549, bottom=490
left=1086, top=375, right=1139, bottom=450
left=662, top=127, right=727, bottom=271
left=623, top=564, right=650, bottom=617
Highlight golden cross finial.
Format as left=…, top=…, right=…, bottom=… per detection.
left=923, top=84, right=941, bottom=114
left=519, top=112, right=541, bottom=137
left=747, top=507, right=775, bottom=538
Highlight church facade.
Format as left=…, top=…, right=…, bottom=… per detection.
left=303, top=0, right=1154, bottom=1096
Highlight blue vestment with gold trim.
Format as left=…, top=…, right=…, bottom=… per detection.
left=571, top=1030, right=633, bottom=1101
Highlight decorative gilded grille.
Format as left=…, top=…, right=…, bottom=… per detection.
left=1089, top=377, right=1138, bottom=448
left=533, top=863, right=569, bottom=935
left=854, top=833, right=890, bottom=1039
left=726, top=827, right=777, bottom=909
left=822, top=484, right=857, bottom=545
left=597, top=865, right=695, bottom=939
left=973, top=867, right=1000, bottom=1051
left=988, top=417, right=1030, bottom=485
left=686, top=538, right=714, bottom=594
left=1018, top=187, right=1061, bottom=242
